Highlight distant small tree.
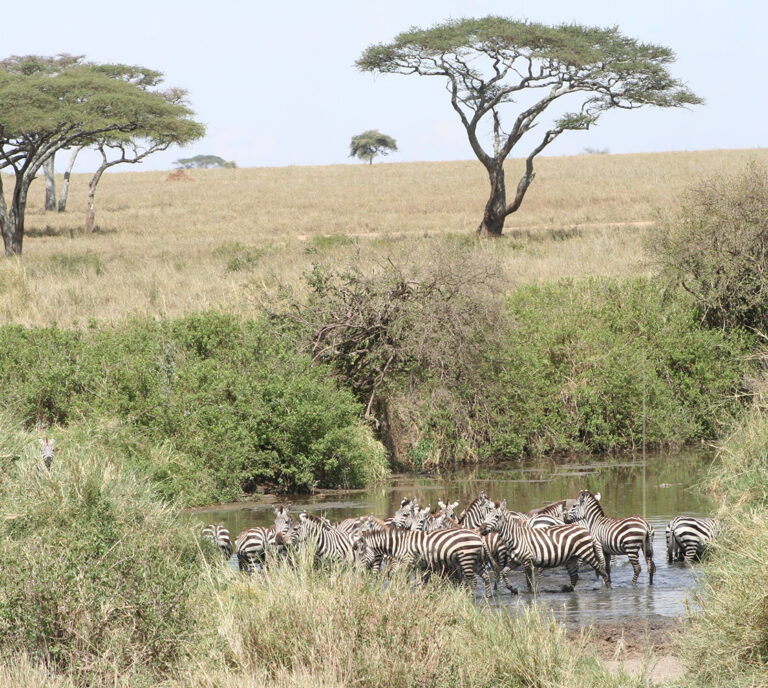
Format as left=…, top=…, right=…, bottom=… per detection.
left=349, top=130, right=398, bottom=164
left=174, top=154, right=236, bottom=169
left=357, top=17, right=701, bottom=236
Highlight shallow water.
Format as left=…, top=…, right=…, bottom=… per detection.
left=192, top=449, right=714, bottom=626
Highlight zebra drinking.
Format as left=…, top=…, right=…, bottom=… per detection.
left=665, top=516, right=719, bottom=564
left=202, top=524, right=233, bottom=559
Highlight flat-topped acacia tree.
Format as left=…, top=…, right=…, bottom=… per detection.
left=0, top=54, right=204, bottom=255
left=357, top=17, right=702, bottom=237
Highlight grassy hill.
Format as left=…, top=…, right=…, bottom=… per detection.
left=2, top=148, right=767, bottom=327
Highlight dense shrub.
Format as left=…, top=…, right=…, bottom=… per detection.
left=648, top=162, right=768, bottom=333
left=676, top=410, right=768, bottom=687
left=0, top=313, right=389, bottom=502
left=391, top=278, right=749, bottom=466
left=0, top=429, right=207, bottom=686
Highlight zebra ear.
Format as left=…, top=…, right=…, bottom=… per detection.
left=500, top=499, right=507, bottom=511
left=39, top=438, right=46, bottom=448
left=424, top=506, right=431, bottom=515
left=594, top=492, right=601, bottom=501
left=438, top=500, right=446, bottom=510
left=450, top=500, right=459, bottom=510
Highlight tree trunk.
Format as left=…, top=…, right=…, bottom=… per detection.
left=477, top=163, right=508, bottom=237
left=3, top=174, right=29, bottom=256
left=43, top=155, right=56, bottom=211
left=57, top=146, right=82, bottom=212
left=85, top=164, right=106, bottom=233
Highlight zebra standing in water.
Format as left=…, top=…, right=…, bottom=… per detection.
left=666, top=516, right=719, bottom=564
left=480, top=500, right=610, bottom=592
left=202, top=524, right=233, bottom=559
left=355, top=527, right=492, bottom=596
left=290, top=513, right=355, bottom=562
left=458, top=491, right=492, bottom=528
left=565, top=490, right=655, bottom=585
left=235, top=526, right=278, bottom=571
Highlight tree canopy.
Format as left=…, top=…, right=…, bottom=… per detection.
left=349, top=130, right=398, bottom=164
left=0, top=54, right=204, bottom=254
left=357, top=17, right=701, bottom=235
left=174, top=154, right=236, bottom=169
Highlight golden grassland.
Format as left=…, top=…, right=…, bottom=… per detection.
left=2, top=147, right=767, bottom=327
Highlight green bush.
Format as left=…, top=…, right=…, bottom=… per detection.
left=400, top=277, right=749, bottom=464
left=0, top=313, right=389, bottom=503
left=648, top=162, right=768, bottom=332
left=0, top=428, right=207, bottom=686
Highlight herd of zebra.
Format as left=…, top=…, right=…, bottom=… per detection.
left=202, top=489, right=720, bottom=595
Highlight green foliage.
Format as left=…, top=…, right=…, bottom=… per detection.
left=213, top=242, right=264, bottom=272
left=676, top=410, right=768, bottom=687
left=648, top=163, right=768, bottom=333
left=0, top=431, right=205, bottom=685
left=0, top=314, right=389, bottom=502
left=349, top=129, right=398, bottom=164
left=391, top=278, right=748, bottom=466
left=174, top=154, right=236, bottom=169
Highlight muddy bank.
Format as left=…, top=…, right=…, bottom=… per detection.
left=583, top=616, right=686, bottom=684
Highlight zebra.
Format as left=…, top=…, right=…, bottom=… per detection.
left=202, top=524, right=233, bottom=559
left=527, top=499, right=573, bottom=520
left=458, top=491, right=492, bottom=528
left=334, top=516, right=365, bottom=537
left=480, top=500, right=610, bottom=592
left=235, top=526, right=278, bottom=571
left=565, top=490, right=655, bottom=585
left=392, top=497, right=419, bottom=529
left=38, top=438, right=55, bottom=471
left=355, top=527, right=492, bottom=596
left=290, top=512, right=355, bottom=563
left=666, top=516, right=719, bottom=564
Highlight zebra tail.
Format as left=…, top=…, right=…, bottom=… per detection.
left=644, top=528, right=654, bottom=559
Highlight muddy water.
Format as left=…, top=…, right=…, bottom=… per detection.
left=191, top=450, right=714, bottom=627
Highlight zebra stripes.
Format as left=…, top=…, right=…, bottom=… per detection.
left=666, top=516, right=719, bottom=564
left=458, top=492, right=492, bottom=529
left=291, top=513, right=355, bottom=562
left=356, top=526, right=492, bottom=596
left=202, top=524, right=233, bottom=559
left=481, top=501, right=610, bottom=592
left=235, top=526, right=278, bottom=571
left=565, top=490, right=655, bottom=585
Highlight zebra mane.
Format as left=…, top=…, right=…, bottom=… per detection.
left=299, top=513, right=329, bottom=528
left=580, top=490, right=605, bottom=516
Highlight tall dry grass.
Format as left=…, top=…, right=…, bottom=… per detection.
left=2, top=148, right=767, bottom=327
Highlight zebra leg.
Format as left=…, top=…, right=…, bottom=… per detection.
left=562, top=557, right=579, bottom=592
left=500, top=566, right=518, bottom=595
left=628, top=549, right=642, bottom=585
left=524, top=560, right=536, bottom=593
left=603, top=549, right=612, bottom=582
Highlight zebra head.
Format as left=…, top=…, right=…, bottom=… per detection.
left=393, top=497, right=418, bottom=529
left=39, top=438, right=55, bottom=469
left=272, top=505, right=294, bottom=537
left=437, top=499, right=460, bottom=520
left=565, top=490, right=603, bottom=524
left=479, top=499, right=507, bottom=535
left=411, top=506, right=432, bottom=532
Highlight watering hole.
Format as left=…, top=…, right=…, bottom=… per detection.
left=190, top=449, right=713, bottom=627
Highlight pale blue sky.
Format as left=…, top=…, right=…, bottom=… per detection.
left=3, top=0, right=764, bottom=171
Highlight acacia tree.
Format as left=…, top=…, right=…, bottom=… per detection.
left=0, top=54, right=203, bottom=255
left=84, top=84, right=204, bottom=233
left=357, top=18, right=701, bottom=236
left=349, top=129, right=398, bottom=164
left=174, top=154, right=236, bottom=169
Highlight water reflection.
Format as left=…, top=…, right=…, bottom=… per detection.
left=190, top=449, right=713, bottom=626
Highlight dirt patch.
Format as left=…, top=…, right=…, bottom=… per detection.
left=581, top=617, right=686, bottom=684
left=166, top=169, right=193, bottom=181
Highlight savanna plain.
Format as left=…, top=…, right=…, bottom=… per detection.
left=1, top=148, right=767, bottom=687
